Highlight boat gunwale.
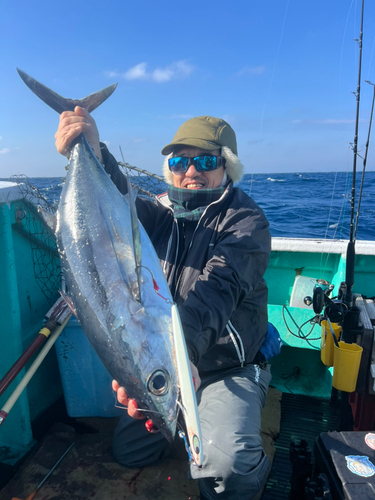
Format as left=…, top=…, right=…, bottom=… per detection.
left=272, top=237, right=375, bottom=255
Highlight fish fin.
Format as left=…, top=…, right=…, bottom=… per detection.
left=125, top=174, right=142, bottom=303
left=123, top=186, right=139, bottom=204
left=98, top=203, right=139, bottom=301
left=171, top=303, right=203, bottom=468
left=17, top=68, right=117, bottom=114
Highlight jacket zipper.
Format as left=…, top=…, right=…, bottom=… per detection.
left=163, top=218, right=179, bottom=285
left=226, top=320, right=245, bottom=367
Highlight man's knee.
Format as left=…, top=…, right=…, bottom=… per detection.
left=222, top=445, right=269, bottom=482
left=112, top=416, right=170, bottom=468
left=196, top=446, right=270, bottom=499
left=113, top=438, right=169, bottom=468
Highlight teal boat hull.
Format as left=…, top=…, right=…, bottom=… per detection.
left=0, top=182, right=62, bottom=465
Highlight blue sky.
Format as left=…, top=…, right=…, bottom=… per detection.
left=1, top=0, right=375, bottom=177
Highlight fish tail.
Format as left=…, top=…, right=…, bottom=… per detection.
left=17, top=68, right=117, bottom=114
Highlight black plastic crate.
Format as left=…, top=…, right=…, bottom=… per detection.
left=314, top=431, right=375, bottom=500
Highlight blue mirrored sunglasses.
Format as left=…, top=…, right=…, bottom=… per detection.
left=168, top=155, right=226, bottom=173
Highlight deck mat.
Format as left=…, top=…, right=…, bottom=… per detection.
left=263, top=392, right=341, bottom=499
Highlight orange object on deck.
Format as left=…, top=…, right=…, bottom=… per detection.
left=12, top=491, right=38, bottom=500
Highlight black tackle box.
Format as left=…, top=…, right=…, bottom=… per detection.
left=314, top=431, right=375, bottom=499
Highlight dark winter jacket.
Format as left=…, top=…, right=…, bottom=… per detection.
left=101, top=144, right=271, bottom=375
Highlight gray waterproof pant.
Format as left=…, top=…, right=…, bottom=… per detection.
left=113, top=364, right=272, bottom=500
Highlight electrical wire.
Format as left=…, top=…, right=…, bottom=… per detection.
left=282, top=305, right=321, bottom=350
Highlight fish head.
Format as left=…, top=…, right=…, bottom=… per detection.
left=114, top=305, right=179, bottom=442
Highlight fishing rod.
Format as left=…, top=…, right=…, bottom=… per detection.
left=304, top=2, right=370, bottom=426
left=0, top=312, right=71, bottom=426
left=354, top=80, right=375, bottom=239
left=331, top=0, right=368, bottom=424
left=11, top=442, right=75, bottom=500
left=343, top=0, right=364, bottom=316
left=311, top=0, right=368, bottom=345
left=0, top=297, right=70, bottom=397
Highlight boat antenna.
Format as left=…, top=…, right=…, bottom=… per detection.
left=344, top=0, right=364, bottom=314
left=354, top=80, right=375, bottom=239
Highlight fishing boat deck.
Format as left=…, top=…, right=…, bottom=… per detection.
left=0, top=386, right=345, bottom=500
left=0, top=388, right=282, bottom=500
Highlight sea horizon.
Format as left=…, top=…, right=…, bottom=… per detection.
left=2, top=171, right=374, bottom=241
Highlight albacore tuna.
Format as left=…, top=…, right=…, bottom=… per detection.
left=17, top=69, right=179, bottom=441
left=57, top=135, right=180, bottom=440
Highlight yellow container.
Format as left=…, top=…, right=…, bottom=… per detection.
left=320, top=320, right=341, bottom=367
left=332, top=341, right=363, bottom=392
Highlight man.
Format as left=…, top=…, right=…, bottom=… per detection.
left=55, top=109, right=272, bottom=500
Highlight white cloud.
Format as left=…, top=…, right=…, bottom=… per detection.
left=152, top=61, right=193, bottom=82
left=0, top=136, right=2, bottom=141
left=0, top=148, right=10, bottom=154
left=152, top=67, right=174, bottom=83
left=105, top=71, right=120, bottom=79
left=125, top=63, right=148, bottom=80
left=107, top=61, right=194, bottom=83
left=237, top=65, right=265, bottom=76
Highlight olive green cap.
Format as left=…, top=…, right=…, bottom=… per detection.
left=161, top=116, right=238, bottom=156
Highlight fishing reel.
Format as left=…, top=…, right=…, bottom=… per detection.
left=303, top=279, right=344, bottom=323
left=304, top=280, right=364, bottom=343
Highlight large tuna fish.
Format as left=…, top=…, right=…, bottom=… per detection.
left=17, top=69, right=179, bottom=441
left=57, top=136, right=180, bottom=440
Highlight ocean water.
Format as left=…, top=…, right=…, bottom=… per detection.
left=5, top=170, right=375, bottom=240
left=239, top=171, right=375, bottom=241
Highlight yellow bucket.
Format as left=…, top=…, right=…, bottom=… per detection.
left=332, top=341, right=363, bottom=392
left=320, top=320, right=341, bottom=367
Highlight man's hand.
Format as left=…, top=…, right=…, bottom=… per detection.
left=55, top=106, right=103, bottom=163
left=112, top=380, right=144, bottom=419
left=112, top=362, right=200, bottom=434
left=112, top=380, right=160, bottom=433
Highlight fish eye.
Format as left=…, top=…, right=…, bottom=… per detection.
left=148, top=370, right=169, bottom=396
